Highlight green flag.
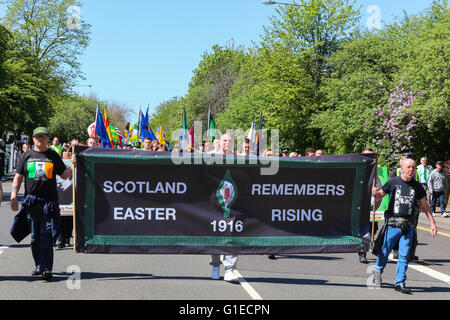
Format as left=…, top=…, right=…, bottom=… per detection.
left=207, top=108, right=217, bottom=142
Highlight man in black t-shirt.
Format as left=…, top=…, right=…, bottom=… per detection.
left=371, top=158, right=437, bottom=293
left=10, top=127, right=74, bottom=281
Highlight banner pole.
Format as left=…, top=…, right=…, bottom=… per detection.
left=370, top=152, right=378, bottom=246
left=72, top=145, right=77, bottom=251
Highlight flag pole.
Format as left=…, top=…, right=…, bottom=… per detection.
left=370, top=152, right=378, bottom=247
left=207, top=108, right=211, bottom=142
left=72, top=145, right=77, bottom=251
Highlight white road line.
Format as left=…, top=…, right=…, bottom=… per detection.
left=0, top=246, right=9, bottom=255
left=408, top=263, right=450, bottom=284
left=233, top=269, right=263, bottom=300
left=220, top=255, right=263, bottom=300
left=389, top=254, right=450, bottom=285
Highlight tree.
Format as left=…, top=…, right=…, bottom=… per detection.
left=398, top=1, right=450, bottom=162
left=218, top=0, right=360, bottom=152
left=184, top=43, right=249, bottom=126
left=148, top=97, right=183, bottom=145
left=311, top=0, right=449, bottom=163
left=310, top=30, right=399, bottom=154
left=261, top=0, right=360, bottom=102
left=48, top=95, right=133, bottom=142
left=148, top=43, right=249, bottom=144
left=368, top=87, right=422, bottom=167
left=48, top=95, right=96, bottom=142
left=0, top=23, right=53, bottom=137
left=1, top=0, right=91, bottom=86
left=218, top=45, right=317, bottom=151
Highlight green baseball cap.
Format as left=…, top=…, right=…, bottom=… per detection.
left=32, top=127, right=50, bottom=137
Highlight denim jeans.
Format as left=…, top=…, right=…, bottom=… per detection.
left=374, top=225, right=414, bottom=286
left=431, top=191, right=446, bottom=214
left=27, top=203, right=54, bottom=272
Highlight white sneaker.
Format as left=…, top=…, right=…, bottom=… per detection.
left=441, top=212, right=448, bottom=218
left=211, top=266, right=220, bottom=280
left=224, top=270, right=239, bottom=283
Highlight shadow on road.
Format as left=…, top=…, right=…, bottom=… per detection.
left=266, top=255, right=343, bottom=261
left=79, top=273, right=215, bottom=282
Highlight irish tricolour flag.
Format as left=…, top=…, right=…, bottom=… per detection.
left=27, top=161, right=53, bottom=180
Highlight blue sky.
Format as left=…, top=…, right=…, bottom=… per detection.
left=1, top=0, right=437, bottom=121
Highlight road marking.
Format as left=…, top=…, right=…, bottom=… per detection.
left=417, top=226, right=450, bottom=238
left=0, top=246, right=8, bottom=255
left=233, top=269, right=263, bottom=300
left=389, top=254, right=450, bottom=284
left=408, top=263, right=450, bottom=284
left=220, top=255, right=263, bottom=300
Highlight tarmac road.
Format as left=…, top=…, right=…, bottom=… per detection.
left=1, top=177, right=449, bottom=301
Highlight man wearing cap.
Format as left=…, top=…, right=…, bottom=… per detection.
left=10, top=127, right=75, bottom=281
left=428, top=161, right=449, bottom=218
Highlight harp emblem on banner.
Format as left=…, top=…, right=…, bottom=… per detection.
left=216, top=170, right=238, bottom=218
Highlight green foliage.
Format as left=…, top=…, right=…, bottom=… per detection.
left=218, top=45, right=318, bottom=151
left=311, top=0, right=449, bottom=164
left=184, top=43, right=249, bottom=127
left=48, top=95, right=97, bottom=142
left=47, top=95, right=133, bottom=142
left=0, top=0, right=93, bottom=139
left=310, top=32, right=397, bottom=154
left=0, top=24, right=53, bottom=137
left=217, top=0, right=360, bottom=152
left=261, top=0, right=360, bottom=102
left=3, top=0, right=445, bottom=165
left=1, top=0, right=91, bottom=85
left=148, top=97, right=183, bottom=144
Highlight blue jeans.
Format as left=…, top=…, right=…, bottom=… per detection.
left=27, top=203, right=54, bottom=272
left=431, top=191, right=446, bottom=214
left=374, top=225, right=414, bottom=286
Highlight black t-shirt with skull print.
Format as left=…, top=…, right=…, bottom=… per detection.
left=382, top=176, right=426, bottom=219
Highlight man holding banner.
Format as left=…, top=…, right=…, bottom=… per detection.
left=10, top=127, right=75, bottom=281
left=210, top=132, right=240, bottom=283
left=371, top=158, right=437, bottom=294
left=358, top=147, right=377, bottom=264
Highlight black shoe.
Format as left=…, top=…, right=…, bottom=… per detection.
left=394, top=284, right=411, bottom=294
left=31, top=268, right=42, bottom=276
left=41, top=271, right=53, bottom=281
left=57, top=241, right=65, bottom=249
left=359, top=254, right=368, bottom=264
left=409, top=255, right=419, bottom=262
left=393, top=252, right=399, bottom=259
left=268, top=255, right=277, bottom=260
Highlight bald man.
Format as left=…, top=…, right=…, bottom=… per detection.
left=371, top=158, right=437, bottom=293
left=210, top=132, right=239, bottom=283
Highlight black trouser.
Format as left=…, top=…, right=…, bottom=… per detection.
left=359, top=222, right=378, bottom=256
left=60, top=216, right=73, bottom=244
